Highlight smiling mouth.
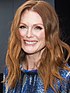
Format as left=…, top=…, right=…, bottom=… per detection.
left=24, top=40, right=37, bottom=45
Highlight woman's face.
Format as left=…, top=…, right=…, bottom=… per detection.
left=19, top=10, right=46, bottom=54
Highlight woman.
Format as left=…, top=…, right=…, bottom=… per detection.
left=3, top=0, right=70, bottom=93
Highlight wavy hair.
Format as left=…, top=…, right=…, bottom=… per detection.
left=5, top=0, right=70, bottom=92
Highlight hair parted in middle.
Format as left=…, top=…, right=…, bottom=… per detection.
left=5, top=0, right=70, bottom=92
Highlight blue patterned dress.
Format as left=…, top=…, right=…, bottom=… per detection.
left=3, top=66, right=70, bottom=93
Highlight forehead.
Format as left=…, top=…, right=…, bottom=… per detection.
left=20, top=10, right=43, bottom=24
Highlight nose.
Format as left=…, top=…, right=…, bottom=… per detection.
left=26, top=28, right=33, bottom=38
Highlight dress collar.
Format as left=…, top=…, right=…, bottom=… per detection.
left=20, top=65, right=38, bottom=75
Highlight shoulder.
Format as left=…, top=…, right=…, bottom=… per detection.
left=59, top=65, right=70, bottom=80
left=3, top=67, right=8, bottom=93
left=3, top=67, right=8, bottom=79
left=58, top=65, right=70, bottom=92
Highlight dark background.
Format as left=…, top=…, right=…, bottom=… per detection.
left=55, top=0, right=70, bottom=45
left=55, top=0, right=70, bottom=65
left=0, top=0, right=26, bottom=74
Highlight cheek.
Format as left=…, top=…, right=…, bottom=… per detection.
left=18, top=31, right=24, bottom=43
left=37, top=31, right=45, bottom=41
left=19, top=31, right=26, bottom=44
left=39, top=33, right=46, bottom=46
left=19, top=30, right=26, bottom=37
left=20, top=38, right=24, bottom=47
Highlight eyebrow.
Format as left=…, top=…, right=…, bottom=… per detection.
left=19, top=22, right=44, bottom=26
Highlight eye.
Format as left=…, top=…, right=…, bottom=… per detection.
left=35, top=26, right=43, bottom=30
left=19, top=25, right=26, bottom=29
left=19, top=25, right=27, bottom=32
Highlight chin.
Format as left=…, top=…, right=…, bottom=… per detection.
left=24, top=49, right=40, bottom=54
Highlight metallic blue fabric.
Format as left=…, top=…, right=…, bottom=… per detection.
left=3, top=67, right=70, bottom=93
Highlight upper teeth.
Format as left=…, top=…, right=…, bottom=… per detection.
left=25, top=41, right=37, bottom=44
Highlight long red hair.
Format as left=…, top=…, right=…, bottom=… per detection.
left=5, top=0, right=70, bottom=92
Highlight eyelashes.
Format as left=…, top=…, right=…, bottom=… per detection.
left=19, top=25, right=43, bottom=31
left=19, top=25, right=26, bottom=29
left=35, top=26, right=43, bottom=30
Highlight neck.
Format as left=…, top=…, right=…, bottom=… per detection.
left=23, top=47, right=46, bottom=70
